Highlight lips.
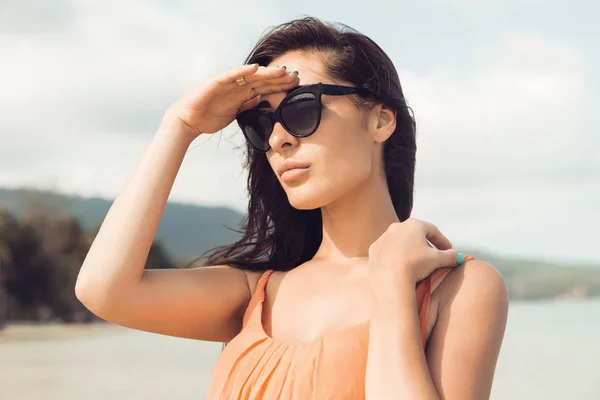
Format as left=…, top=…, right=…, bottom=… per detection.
left=277, top=159, right=311, bottom=177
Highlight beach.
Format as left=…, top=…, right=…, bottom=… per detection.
left=1, top=299, right=600, bottom=400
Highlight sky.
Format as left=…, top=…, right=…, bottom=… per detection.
left=1, top=0, right=598, bottom=264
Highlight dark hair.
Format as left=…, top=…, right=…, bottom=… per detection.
left=199, top=16, right=416, bottom=272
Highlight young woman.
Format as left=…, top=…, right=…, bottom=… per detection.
left=76, top=17, right=509, bottom=399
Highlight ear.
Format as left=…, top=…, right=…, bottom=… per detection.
left=370, top=104, right=397, bottom=143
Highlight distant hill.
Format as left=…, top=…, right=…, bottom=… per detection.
left=0, top=187, right=243, bottom=261
left=456, top=249, right=600, bottom=300
left=1, top=187, right=599, bottom=300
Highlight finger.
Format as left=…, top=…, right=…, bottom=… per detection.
left=216, top=63, right=260, bottom=84
left=243, top=65, right=291, bottom=84
left=440, top=249, right=461, bottom=268
left=249, top=69, right=299, bottom=88
left=228, top=65, right=289, bottom=87
left=238, top=96, right=260, bottom=113
left=422, top=221, right=452, bottom=250
left=237, top=78, right=300, bottom=112
left=251, top=78, right=301, bottom=95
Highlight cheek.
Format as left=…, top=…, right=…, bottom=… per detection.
left=323, top=116, right=373, bottom=175
left=282, top=113, right=374, bottom=209
left=314, top=115, right=373, bottom=181
left=321, top=143, right=372, bottom=185
left=286, top=157, right=371, bottom=210
left=305, top=135, right=373, bottom=199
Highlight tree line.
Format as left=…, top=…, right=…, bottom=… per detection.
left=0, top=204, right=179, bottom=327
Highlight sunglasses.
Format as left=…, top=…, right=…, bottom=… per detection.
left=236, top=83, right=370, bottom=152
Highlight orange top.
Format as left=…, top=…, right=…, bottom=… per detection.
left=206, top=260, right=473, bottom=399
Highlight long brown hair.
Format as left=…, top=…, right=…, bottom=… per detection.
left=198, top=17, right=416, bottom=272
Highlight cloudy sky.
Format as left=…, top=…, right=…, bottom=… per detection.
left=1, top=0, right=598, bottom=264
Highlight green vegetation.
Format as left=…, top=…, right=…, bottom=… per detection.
left=0, top=188, right=243, bottom=259
left=0, top=189, right=176, bottom=325
left=463, top=249, right=600, bottom=300
left=0, top=187, right=598, bottom=327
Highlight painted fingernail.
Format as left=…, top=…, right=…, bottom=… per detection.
left=277, top=65, right=287, bottom=69
left=287, top=69, right=298, bottom=74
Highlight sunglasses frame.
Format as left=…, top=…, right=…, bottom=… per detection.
left=236, top=83, right=369, bottom=152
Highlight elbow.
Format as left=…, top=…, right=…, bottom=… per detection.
left=74, top=272, right=113, bottom=318
left=74, top=275, right=92, bottom=306
left=75, top=276, right=99, bottom=314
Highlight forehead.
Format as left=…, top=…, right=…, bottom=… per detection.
left=256, top=51, right=333, bottom=109
left=267, top=50, right=330, bottom=85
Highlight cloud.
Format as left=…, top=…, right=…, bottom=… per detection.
left=397, top=30, right=598, bottom=263
left=412, top=180, right=600, bottom=264
left=432, top=0, right=567, bottom=14
left=0, top=1, right=283, bottom=132
left=0, top=3, right=597, bottom=262
left=0, top=0, right=77, bottom=36
left=402, top=30, right=594, bottom=188
left=0, top=0, right=282, bottom=207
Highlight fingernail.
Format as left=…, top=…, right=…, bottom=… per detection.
left=287, top=69, right=298, bottom=74
left=277, top=65, right=287, bottom=69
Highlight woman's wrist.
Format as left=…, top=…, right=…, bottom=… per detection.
left=370, top=266, right=416, bottom=304
left=161, top=106, right=201, bottom=145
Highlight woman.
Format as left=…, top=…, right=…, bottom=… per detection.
left=76, top=17, right=509, bottom=399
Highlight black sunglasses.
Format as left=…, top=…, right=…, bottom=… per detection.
left=236, top=83, right=370, bottom=152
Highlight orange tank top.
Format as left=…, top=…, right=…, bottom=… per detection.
left=206, top=261, right=472, bottom=399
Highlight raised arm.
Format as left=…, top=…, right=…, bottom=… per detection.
left=75, top=63, right=300, bottom=341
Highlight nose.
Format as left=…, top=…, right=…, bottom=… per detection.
left=268, top=122, right=299, bottom=153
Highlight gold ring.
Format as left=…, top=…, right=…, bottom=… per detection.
left=236, top=76, right=247, bottom=86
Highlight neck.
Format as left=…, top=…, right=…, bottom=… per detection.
left=313, top=175, right=400, bottom=264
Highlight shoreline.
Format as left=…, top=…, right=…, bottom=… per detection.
left=0, top=321, right=125, bottom=343
left=2, top=296, right=599, bottom=343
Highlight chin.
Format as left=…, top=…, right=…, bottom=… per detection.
left=285, top=191, right=320, bottom=210
left=284, top=182, right=338, bottom=211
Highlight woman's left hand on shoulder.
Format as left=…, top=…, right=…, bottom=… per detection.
left=367, top=218, right=462, bottom=290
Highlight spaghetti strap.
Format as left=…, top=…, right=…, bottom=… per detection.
left=209, top=257, right=478, bottom=399
left=430, top=255, right=475, bottom=285
left=417, top=277, right=433, bottom=346
left=418, top=256, right=475, bottom=346
left=242, top=269, right=274, bottom=328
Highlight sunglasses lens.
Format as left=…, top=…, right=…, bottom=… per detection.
left=281, top=93, right=319, bottom=136
left=240, top=113, right=273, bottom=151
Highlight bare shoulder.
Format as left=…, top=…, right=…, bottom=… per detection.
left=425, top=260, right=510, bottom=398
left=434, top=259, right=509, bottom=313
left=426, top=260, right=508, bottom=399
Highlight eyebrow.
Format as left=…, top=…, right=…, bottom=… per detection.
left=256, top=85, right=307, bottom=109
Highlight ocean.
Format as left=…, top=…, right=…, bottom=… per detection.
left=1, top=298, right=599, bottom=399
